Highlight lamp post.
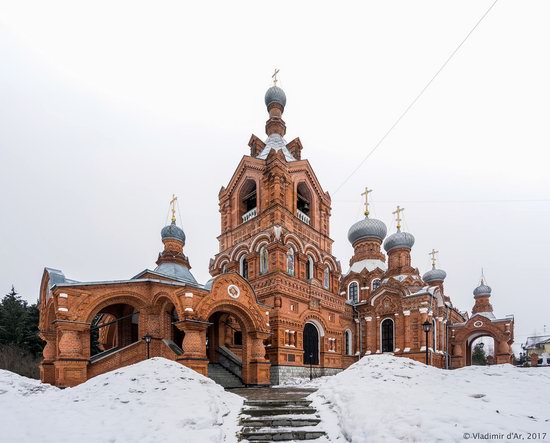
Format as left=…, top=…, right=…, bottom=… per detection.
left=309, top=353, right=313, bottom=381
left=422, top=320, right=431, bottom=365
left=143, top=334, right=152, bottom=359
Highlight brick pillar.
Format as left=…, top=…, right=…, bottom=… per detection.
left=54, top=321, right=89, bottom=387
left=402, top=310, right=411, bottom=352
left=39, top=331, right=56, bottom=384
left=365, top=316, right=375, bottom=354
left=247, top=331, right=271, bottom=386
left=175, top=319, right=210, bottom=376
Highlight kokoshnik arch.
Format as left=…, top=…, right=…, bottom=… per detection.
left=38, top=79, right=515, bottom=387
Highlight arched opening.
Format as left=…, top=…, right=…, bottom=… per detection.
left=306, top=255, right=314, bottom=280
left=296, top=182, right=312, bottom=225
left=90, top=303, right=140, bottom=359
left=239, top=179, right=257, bottom=223
left=467, top=335, right=496, bottom=366
left=303, top=322, right=320, bottom=365
left=259, top=246, right=268, bottom=275
left=345, top=329, right=353, bottom=355
left=381, top=318, right=394, bottom=353
left=348, top=281, right=359, bottom=303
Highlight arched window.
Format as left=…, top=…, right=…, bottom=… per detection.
left=260, top=247, right=268, bottom=275
left=344, top=330, right=353, bottom=355
left=432, top=319, right=437, bottom=351
left=287, top=247, right=295, bottom=276
left=348, top=282, right=359, bottom=303
left=372, top=279, right=381, bottom=291
left=306, top=255, right=314, bottom=280
left=381, top=318, right=394, bottom=353
left=296, top=182, right=312, bottom=225
left=239, top=255, right=248, bottom=279
left=221, top=264, right=227, bottom=274
left=239, top=179, right=257, bottom=223
left=323, top=267, right=330, bottom=289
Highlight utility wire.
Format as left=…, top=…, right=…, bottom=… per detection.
left=332, top=0, right=500, bottom=195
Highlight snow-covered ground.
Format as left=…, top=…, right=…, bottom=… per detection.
left=308, top=355, right=550, bottom=442
left=0, top=358, right=243, bottom=443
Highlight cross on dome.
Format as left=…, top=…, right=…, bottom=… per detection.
left=272, top=68, right=280, bottom=86
left=170, top=194, right=178, bottom=223
left=392, top=205, right=405, bottom=231
left=361, top=187, right=373, bottom=217
left=429, top=249, right=439, bottom=269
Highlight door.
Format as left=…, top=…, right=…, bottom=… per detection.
left=303, top=323, right=319, bottom=365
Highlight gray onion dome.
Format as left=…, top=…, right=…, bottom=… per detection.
left=473, top=282, right=492, bottom=297
left=423, top=268, right=447, bottom=283
left=265, top=86, right=287, bottom=108
left=161, top=221, right=186, bottom=243
left=348, top=217, right=387, bottom=245
left=383, top=231, right=415, bottom=253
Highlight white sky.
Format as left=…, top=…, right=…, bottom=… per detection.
left=1, top=1, right=549, bottom=351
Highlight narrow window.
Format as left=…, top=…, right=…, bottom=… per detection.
left=345, top=330, right=352, bottom=355
left=348, top=282, right=359, bottom=303
left=323, top=267, right=330, bottom=289
left=306, top=255, right=314, bottom=280
left=287, top=247, right=295, bottom=276
left=260, top=247, right=268, bottom=275
left=240, top=255, right=248, bottom=279
left=381, top=318, right=394, bottom=352
left=372, top=279, right=381, bottom=291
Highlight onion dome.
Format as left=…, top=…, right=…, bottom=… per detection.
left=423, top=267, right=447, bottom=283
left=473, top=281, right=492, bottom=297
left=161, top=220, right=186, bottom=243
left=383, top=231, right=415, bottom=253
left=265, top=86, right=286, bottom=108
left=348, top=217, right=387, bottom=245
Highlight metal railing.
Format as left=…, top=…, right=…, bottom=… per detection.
left=241, top=207, right=257, bottom=223
left=296, top=209, right=310, bottom=225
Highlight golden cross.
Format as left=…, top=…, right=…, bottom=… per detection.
left=392, top=205, right=405, bottom=231
left=272, top=68, right=280, bottom=86
left=361, top=187, right=372, bottom=217
left=429, top=249, right=439, bottom=269
left=170, top=194, right=178, bottom=223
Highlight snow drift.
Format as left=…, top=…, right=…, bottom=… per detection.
left=309, top=355, right=550, bottom=442
left=0, top=358, right=243, bottom=443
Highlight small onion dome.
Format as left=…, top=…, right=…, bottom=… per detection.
left=161, top=221, right=186, bottom=243
left=383, top=231, right=415, bottom=253
left=348, top=217, right=387, bottom=245
left=473, top=282, right=492, bottom=297
left=423, top=268, right=447, bottom=283
left=265, top=86, right=287, bottom=108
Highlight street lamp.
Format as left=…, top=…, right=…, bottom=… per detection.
left=422, top=320, right=431, bottom=365
left=143, top=334, right=152, bottom=359
left=309, top=353, right=313, bottom=381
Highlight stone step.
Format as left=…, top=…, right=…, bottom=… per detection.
left=242, top=407, right=317, bottom=417
left=240, top=416, right=321, bottom=427
left=239, top=428, right=326, bottom=441
left=244, top=399, right=312, bottom=407
left=207, top=363, right=244, bottom=388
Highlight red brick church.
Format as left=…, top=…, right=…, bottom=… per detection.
left=38, top=79, right=515, bottom=387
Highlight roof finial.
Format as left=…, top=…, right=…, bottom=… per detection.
left=170, top=194, right=178, bottom=223
left=429, top=249, right=439, bottom=269
left=481, top=267, right=486, bottom=285
left=272, top=68, right=280, bottom=86
left=392, top=205, right=405, bottom=231
left=361, top=187, right=372, bottom=217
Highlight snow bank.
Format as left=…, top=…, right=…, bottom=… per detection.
left=0, top=358, right=243, bottom=443
left=310, top=355, right=550, bottom=443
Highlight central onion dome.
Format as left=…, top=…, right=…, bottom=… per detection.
left=348, top=217, right=387, bottom=245
left=265, top=86, right=287, bottom=108
left=161, top=220, right=186, bottom=243
left=383, top=231, right=415, bottom=253
left=473, top=281, right=492, bottom=297
left=423, top=267, right=447, bottom=283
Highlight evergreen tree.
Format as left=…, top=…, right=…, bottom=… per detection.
left=0, top=286, right=29, bottom=346
left=472, top=342, right=487, bottom=365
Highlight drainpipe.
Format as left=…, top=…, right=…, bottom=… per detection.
left=352, top=304, right=362, bottom=361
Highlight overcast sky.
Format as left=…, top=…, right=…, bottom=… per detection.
left=1, top=1, right=549, bottom=351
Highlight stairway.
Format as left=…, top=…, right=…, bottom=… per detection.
left=207, top=363, right=244, bottom=388
left=238, top=398, right=326, bottom=441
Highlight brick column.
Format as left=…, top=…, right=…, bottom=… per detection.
left=175, top=319, right=210, bottom=376
left=39, top=331, right=56, bottom=384
left=247, top=331, right=271, bottom=386
left=365, top=316, right=375, bottom=354
left=54, top=321, right=90, bottom=387
left=402, top=310, right=411, bottom=353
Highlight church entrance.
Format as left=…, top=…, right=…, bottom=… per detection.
left=381, top=318, right=394, bottom=353
left=303, top=322, right=319, bottom=365
left=467, top=334, right=496, bottom=366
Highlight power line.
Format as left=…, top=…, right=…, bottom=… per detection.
left=335, top=198, right=550, bottom=204
left=332, top=0, right=500, bottom=195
